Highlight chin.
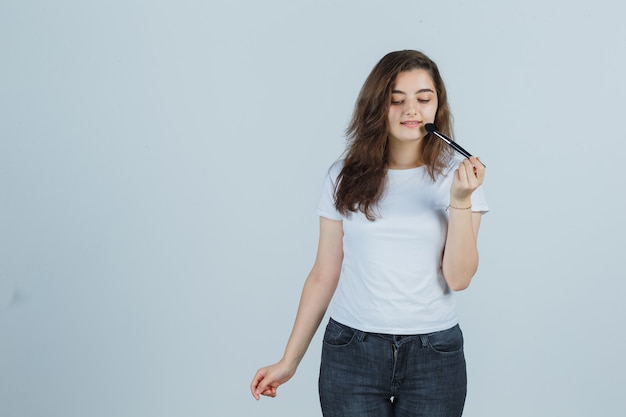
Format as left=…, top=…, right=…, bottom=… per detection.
left=389, top=134, right=424, bottom=144
left=404, top=136, right=424, bottom=142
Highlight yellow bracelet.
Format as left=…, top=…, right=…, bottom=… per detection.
left=447, top=203, right=472, bottom=210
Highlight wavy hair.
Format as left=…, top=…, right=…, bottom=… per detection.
left=335, top=50, right=454, bottom=220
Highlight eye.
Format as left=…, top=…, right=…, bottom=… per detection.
left=391, top=94, right=405, bottom=105
left=417, top=97, right=431, bottom=104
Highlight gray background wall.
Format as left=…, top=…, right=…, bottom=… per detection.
left=1, top=1, right=625, bottom=416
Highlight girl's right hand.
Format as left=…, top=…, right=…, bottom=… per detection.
left=250, top=360, right=296, bottom=400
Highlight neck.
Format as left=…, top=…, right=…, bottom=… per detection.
left=386, top=138, right=423, bottom=169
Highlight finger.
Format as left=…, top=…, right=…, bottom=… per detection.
left=251, top=384, right=260, bottom=400
left=470, top=156, right=485, bottom=170
left=464, top=158, right=482, bottom=184
left=456, top=161, right=469, bottom=184
left=250, top=371, right=266, bottom=400
left=255, top=379, right=270, bottom=399
left=459, top=162, right=480, bottom=193
left=469, top=157, right=485, bottom=183
left=464, top=159, right=479, bottom=184
left=475, top=157, right=486, bottom=179
left=261, top=387, right=277, bottom=397
left=256, top=373, right=282, bottom=400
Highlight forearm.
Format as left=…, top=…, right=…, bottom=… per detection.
left=281, top=269, right=338, bottom=368
left=442, top=198, right=480, bottom=291
left=250, top=218, right=343, bottom=400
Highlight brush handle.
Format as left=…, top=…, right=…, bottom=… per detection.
left=431, top=131, right=486, bottom=168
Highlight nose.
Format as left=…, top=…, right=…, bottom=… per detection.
left=404, top=99, right=418, bottom=115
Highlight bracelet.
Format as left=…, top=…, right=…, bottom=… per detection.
left=447, top=203, right=472, bottom=211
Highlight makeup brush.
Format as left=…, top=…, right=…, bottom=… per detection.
left=425, top=123, right=486, bottom=167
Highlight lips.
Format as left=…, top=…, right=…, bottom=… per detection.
left=401, top=120, right=421, bottom=127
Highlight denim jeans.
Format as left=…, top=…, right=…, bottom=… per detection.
left=319, top=318, right=467, bottom=417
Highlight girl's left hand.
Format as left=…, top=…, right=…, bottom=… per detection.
left=450, top=157, right=485, bottom=202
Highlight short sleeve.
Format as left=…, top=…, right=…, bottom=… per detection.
left=315, top=160, right=344, bottom=221
left=470, top=184, right=489, bottom=213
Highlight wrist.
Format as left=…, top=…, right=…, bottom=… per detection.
left=281, top=353, right=302, bottom=370
left=449, top=197, right=471, bottom=208
left=447, top=203, right=472, bottom=211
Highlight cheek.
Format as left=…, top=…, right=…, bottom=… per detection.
left=428, top=104, right=439, bottom=120
left=391, top=106, right=407, bottom=119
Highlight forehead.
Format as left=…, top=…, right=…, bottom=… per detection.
left=392, top=69, right=436, bottom=93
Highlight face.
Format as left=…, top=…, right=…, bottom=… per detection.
left=387, top=69, right=438, bottom=144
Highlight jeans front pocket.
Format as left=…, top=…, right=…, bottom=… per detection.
left=427, top=324, right=464, bottom=354
left=322, top=318, right=359, bottom=347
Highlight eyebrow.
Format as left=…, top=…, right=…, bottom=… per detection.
left=391, top=88, right=435, bottom=94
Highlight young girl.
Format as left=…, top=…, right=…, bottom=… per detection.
left=251, top=50, right=488, bottom=417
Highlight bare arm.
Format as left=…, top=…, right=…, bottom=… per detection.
left=442, top=157, right=486, bottom=291
left=250, top=217, right=344, bottom=400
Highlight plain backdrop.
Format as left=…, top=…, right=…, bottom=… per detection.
left=1, top=1, right=625, bottom=416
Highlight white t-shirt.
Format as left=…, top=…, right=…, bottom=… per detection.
left=316, top=158, right=489, bottom=334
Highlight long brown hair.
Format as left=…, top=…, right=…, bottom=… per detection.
left=335, top=50, right=454, bottom=220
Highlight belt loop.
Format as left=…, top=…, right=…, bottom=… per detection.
left=355, top=329, right=366, bottom=342
left=419, top=334, right=428, bottom=348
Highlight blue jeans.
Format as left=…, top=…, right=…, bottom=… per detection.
left=319, top=318, right=467, bottom=417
